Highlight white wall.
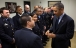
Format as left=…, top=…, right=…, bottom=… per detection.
left=61, top=0, right=76, bottom=31
left=31, top=0, right=61, bottom=12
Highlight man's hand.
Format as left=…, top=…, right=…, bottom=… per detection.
left=45, top=30, right=50, bottom=35
left=47, top=33, right=56, bottom=38
left=44, top=26, right=46, bottom=30
left=51, top=16, right=54, bottom=20
left=0, top=44, right=2, bottom=48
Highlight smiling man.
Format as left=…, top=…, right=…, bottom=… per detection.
left=45, top=2, right=74, bottom=48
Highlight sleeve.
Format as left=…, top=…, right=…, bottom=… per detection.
left=55, top=19, right=74, bottom=40
left=49, top=26, right=53, bottom=32
left=0, top=23, right=13, bottom=44
left=0, top=39, right=1, bottom=44
left=32, top=36, right=44, bottom=48
left=12, top=17, right=20, bottom=31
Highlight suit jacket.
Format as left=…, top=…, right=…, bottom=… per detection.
left=37, top=15, right=44, bottom=35
left=44, top=13, right=52, bottom=30
left=0, top=17, right=15, bottom=48
left=49, top=14, right=74, bottom=48
left=32, top=22, right=41, bottom=37
left=23, top=11, right=31, bottom=15
left=12, top=13, right=23, bottom=31
left=14, top=28, right=43, bottom=48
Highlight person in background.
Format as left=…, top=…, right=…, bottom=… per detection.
left=30, top=13, right=42, bottom=38
left=34, top=5, right=39, bottom=10
left=35, top=8, right=46, bottom=46
left=12, top=6, right=23, bottom=31
left=45, top=2, right=74, bottom=48
left=0, top=7, right=15, bottom=48
left=14, top=14, right=43, bottom=48
left=23, top=4, right=31, bottom=15
left=32, top=5, right=39, bottom=13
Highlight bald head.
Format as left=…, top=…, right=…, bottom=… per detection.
left=25, top=5, right=29, bottom=8
left=24, top=5, right=30, bottom=12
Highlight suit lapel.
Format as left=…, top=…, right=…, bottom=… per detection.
left=55, top=14, right=66, bottom=31
left=53, top=16, right=57, bottom=32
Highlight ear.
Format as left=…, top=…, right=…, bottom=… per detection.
left=27, top=21, right=30, bottom=25
left=1, top=13, right=3, bottom=15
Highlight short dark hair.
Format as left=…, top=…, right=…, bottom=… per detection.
left=30, top=13, right=36, bottom=17
left=0, top=7, right=9, bottom=13
left=53, top=2, right=64, bottom=10
left=16, top=6, right=21, bottom=10
left=19, top=14, right=31, bottom=26
left=15, top=5, right=21, bottom=12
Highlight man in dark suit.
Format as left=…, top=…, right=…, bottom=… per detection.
left=12, top=6, right=23, bottom=31
left=0, top=7, right=15, bottom=48
left=45, top=2, right=74, bottom=48
left=14, top=14, right=43, bottom=48
left=35, top=8, right=47, bottom=45
left=23, top=4, right=31, bottom=15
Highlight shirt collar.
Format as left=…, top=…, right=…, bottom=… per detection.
left=18, top=14, right=22, bottom=16
left=59, top=13, right=64, bottom=19
left=58, top=13, right=65, bottom=24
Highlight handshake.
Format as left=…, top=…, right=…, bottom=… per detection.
left=45, top=30, right=56, bottom=38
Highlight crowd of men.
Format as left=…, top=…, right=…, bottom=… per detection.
left=0, top=2, right=74, bottom=48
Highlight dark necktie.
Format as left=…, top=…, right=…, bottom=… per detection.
left=55, top=17, right=59, bottom=29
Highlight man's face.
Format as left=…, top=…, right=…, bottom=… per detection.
left=40, top=10, right=43, bottom=15
left=53, top=6, right=63, bottom=17
left=2, top=10, right=10, bottom=18
left=16, top=7, right=23, bottom=14
left=25, top=6, right=30, bottom=12
left=44, top=8, right=48, bottom=13
left=36, top=9, right=42, bottom=15
left=28, top=16, right=35, bottom=28
left=47, top=8, right=51, bottom=13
